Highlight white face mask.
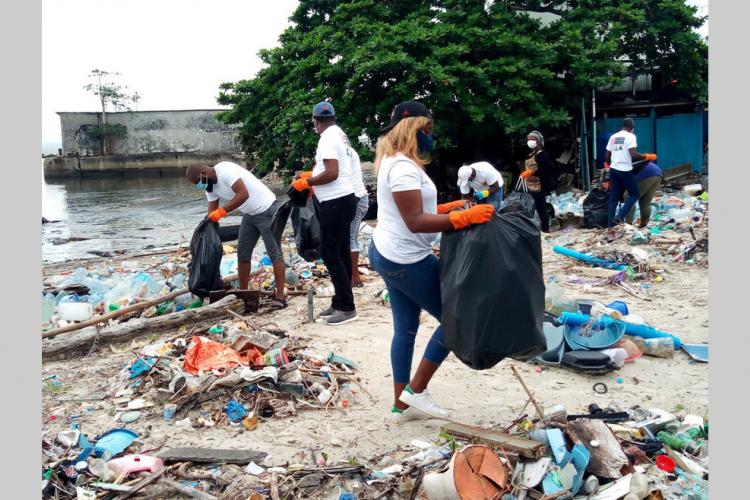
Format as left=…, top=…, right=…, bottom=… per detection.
left=527, top=140, right=538, bottom=149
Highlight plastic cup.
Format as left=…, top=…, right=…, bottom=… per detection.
left=655, top=455, right=676, bottom=473
left=163, top=404, right=177, bottom=421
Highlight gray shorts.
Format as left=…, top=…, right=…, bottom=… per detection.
left=350, top=194, right=370, bottom=252
left=238, top=200, right=283, bottom=263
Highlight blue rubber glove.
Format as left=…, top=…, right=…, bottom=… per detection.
left=474, top=190, right=490, bottom=201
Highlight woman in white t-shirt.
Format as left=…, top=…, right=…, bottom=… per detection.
left=369, top=101, right=495, bottom=422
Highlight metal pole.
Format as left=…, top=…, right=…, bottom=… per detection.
left=307, top=288, right=314, bottom=323
left=592, top=89, right=597, bottom=166
left=581, top=98, right=591, bottom=192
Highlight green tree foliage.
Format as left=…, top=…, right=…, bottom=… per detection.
left=217, top=0, right=707, bottom=175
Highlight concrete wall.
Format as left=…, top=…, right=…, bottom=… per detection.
left=58, top=109, right=241, bottom=156
left=43, top=152, right=249, bottom=178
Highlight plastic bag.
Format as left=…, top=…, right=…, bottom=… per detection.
left=183, top=336, right=243, bottom=375
left=504, top=178, right=541, bottom=227
left=291, top=195, right=322, bottom=262
left=188, top=218, right=225, bottom=298
left=439, top=206, right=546, bottom=370
left=583, top=188, right=609, bottom=228
left=287, top=186, right=310, bottom=207
left=271, top=199, right=293, bottom=246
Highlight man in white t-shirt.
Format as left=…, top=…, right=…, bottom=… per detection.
left=186, top=162, right=287, bottom=309
left=604, top=118, right=657, bottom=227
left=290, top=101, right=358, bottom=326
left=456, top=161, right=504, bottom=210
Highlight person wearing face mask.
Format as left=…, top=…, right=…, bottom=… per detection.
left=369, top=101, right=495, bottom=422
left=519, top=131, right=556, bottom=232
left=456, top=161, right=504, bottom=210
left=186, top=162, right=287, bottom=309
left=604, top=118, right=657, bottom=227
left=290, top=101, right=359, bottom=326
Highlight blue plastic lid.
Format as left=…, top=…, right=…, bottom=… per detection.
left=93, top=428, right=138, bottom=458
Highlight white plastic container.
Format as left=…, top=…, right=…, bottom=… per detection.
left=58, top=302, right=93, bottom=322
left=600, top=348, right=628, bottom=368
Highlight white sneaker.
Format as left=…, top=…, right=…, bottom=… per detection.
left=398, top=386, right=449, bottom=419
left=390, top=406, right=429, bottom=423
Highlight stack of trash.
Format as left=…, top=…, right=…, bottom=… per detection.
left=539, top=290, right=707, bottom=373
left=42, top=317, right=368, bottom=499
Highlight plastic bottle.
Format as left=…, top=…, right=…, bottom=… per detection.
left=87, top=458, right=114, bottom=482
left=631, top=337, right=674, bottom=358
left=339, top=384, right=355, bottom=408
left=42, top=293, right=56, bottom=323
left=667, top=208, right=692, bottom=223
left=657, top=431, right=701, bottom=456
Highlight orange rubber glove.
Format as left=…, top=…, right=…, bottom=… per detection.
left=437, top=200, right=466, bottom=214
left=520, top=170, right=532, bottom=179
left=291, top=178, right=310, bottom=192
left=448, top=204, right=495, bottom=230
left=298, top=171, right=313, bottom=180
left=643, top=153, right=657, bottom=162
left=208, top=207, right=228, bottom=222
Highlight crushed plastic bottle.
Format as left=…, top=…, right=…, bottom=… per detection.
left=42, top=293, right=56, bottom=323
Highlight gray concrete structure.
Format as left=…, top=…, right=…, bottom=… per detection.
left=57, top=109, right=241, bottom=156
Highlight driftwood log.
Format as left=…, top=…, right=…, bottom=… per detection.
left=42, top=296, right=243, bottom=361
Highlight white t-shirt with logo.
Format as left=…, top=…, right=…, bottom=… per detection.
left=312, top=125, right=355, bottom=202
left=350, top=149, right=368, bottom=199
left=460, top=161, right=503, bottom=194
left=606, top=130, right=638, bottom=172
left=206, top=161, right=276, bottom=216
left=372, top=154, right=438, bottom=265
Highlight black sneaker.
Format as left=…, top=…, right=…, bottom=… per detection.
left=325, top=310, right=358, bottom=326
left=318, top=306, right=335, bottom=319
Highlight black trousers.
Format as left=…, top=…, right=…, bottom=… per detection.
left=317, top=193, right=358, bottom=311
left=530, top=191, right=550, bottom=233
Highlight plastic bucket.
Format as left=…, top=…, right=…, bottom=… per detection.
left=422, top=452, right=460, bottom=500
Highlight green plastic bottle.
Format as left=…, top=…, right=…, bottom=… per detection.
left=657, top=431, right=701, bottom=455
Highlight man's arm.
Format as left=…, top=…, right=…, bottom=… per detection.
left=487, top=181, right=500, bottom=195
left=629, top=148, right=646, bottom=161
left=208, top=200, right=219, bottom=214
left=308, top=158, right=339, bottom=186
left=220, top=179, right=250, bottom=213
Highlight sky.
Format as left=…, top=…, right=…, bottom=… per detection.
left=42, top=0, right=299, bottom=145
left=42, top=0, right=708, bottom=147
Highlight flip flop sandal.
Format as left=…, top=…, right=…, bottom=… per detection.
left=270, top=298, right=288, bottom=310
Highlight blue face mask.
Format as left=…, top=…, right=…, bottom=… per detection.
left=417, top=131, right=434, bottom=155
left=196, top=175, right=208, bottom=190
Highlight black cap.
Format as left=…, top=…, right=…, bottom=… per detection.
left=378, top=101, right=432, bottom=135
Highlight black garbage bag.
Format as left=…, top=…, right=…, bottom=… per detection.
left=291, top=195, right=321, bottom=262
left=271, top=200, right=293, bottom=246
left=503, top=186, right=543, bottom=229
left=287, top=186, right=310, bottom=207
left=583, top=188, right=609, bottom=228
left=188, top=218, right=225, bottom=298
left=439, top=206, right=546, bottom=370
left=215, top=200, right=293, bottom=246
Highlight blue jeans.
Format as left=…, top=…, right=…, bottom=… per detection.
left=369, top=242, right=450, bottom=384
left=608, top=168, right=640, bottom=227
